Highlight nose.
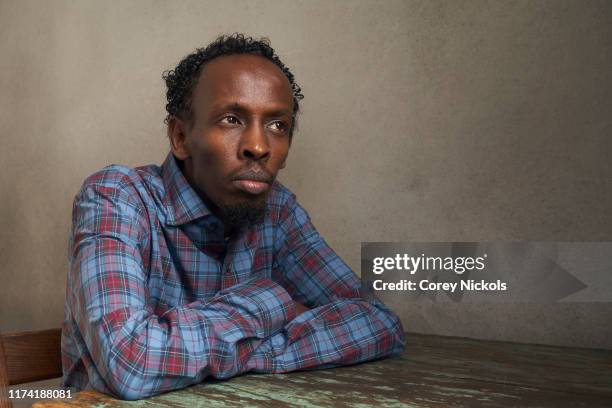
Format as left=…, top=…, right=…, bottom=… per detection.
left=239, top=123, right=270, bottom=161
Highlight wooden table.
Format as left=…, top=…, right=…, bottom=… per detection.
left=33, top=333, right=612, bottom=407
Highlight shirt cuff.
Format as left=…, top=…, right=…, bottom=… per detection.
left=214, top=277, right=297, bottom=338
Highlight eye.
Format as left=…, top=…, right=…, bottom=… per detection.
left=220, top=115, right=241, bottom=125
left=268, top=120, right=288, bottom=133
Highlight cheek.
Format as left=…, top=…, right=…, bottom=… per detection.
left=272, top=142, right=290, bottom=167
left=191, top=135, right=236, bottom=177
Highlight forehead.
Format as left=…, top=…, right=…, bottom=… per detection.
left=193, top=54, right=293, bottom=111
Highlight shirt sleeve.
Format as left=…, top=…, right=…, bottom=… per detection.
left=251, top=193, right=406, bottom=372
left=66, top=176, right=297, bottom=400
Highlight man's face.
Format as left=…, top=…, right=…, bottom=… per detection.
left=169, top=54, right=294, bottom=229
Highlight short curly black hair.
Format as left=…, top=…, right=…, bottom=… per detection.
left=162, top=33, right=304, bottom=135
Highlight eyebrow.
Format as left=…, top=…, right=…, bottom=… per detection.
left=212, top=102, right=293, bottom=117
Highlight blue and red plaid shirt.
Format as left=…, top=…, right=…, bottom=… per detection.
left=61, top=152, right=406, bottom=400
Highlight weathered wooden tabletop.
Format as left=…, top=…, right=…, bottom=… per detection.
left=33, top=333, right=612, bottom=407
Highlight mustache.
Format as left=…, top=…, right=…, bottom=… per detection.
left=232, top=167, right=273, bottom=183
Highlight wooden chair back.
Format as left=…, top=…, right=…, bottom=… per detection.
left=0, top=329, right=62, bottom=408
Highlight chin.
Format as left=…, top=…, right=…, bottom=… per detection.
left=218, top=197, right=267, bottom=230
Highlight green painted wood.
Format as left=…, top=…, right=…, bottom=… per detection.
left=33, top=333, right=612, bottom=407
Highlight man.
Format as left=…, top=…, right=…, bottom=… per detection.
left=61, top=34, right=406, bottom=400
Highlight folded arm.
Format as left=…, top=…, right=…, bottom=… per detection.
left=251, top=194, right=406, bottom=372
left=67, top=177, right=297, bottom=400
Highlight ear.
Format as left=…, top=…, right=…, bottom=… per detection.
left=167, top=117, right=190, bottom=160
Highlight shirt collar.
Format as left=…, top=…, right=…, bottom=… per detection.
left=161, top=152, right=212, bottom=226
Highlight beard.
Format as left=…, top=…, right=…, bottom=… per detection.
left=217, top=198, right=267, bottom=232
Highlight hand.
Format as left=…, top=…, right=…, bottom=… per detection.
left=294, top=301, right=311, bottom=316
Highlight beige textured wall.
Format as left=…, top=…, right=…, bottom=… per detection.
left=1, top=0, right=611, bottom=348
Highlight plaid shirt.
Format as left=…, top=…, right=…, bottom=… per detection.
left=61, top=152, right=405, bottom=400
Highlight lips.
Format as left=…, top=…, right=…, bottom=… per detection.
left=233, top=179, right=270, bottom=194
left=232, top=168, right=272, bottom=195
